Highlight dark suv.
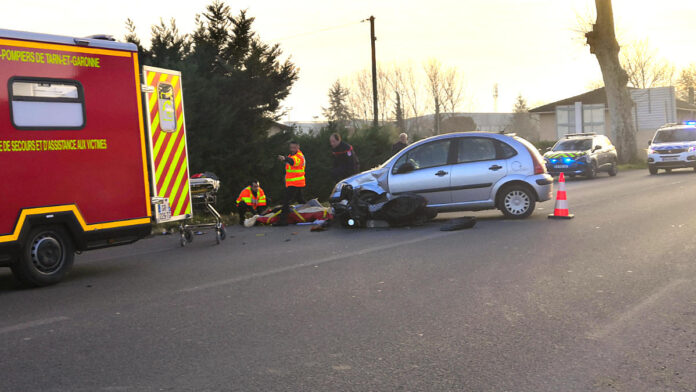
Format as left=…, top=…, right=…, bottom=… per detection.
left=543, top=133, right=618, bottom=178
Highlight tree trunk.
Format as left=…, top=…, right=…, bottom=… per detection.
left=585, top=0, right=637, bottom=163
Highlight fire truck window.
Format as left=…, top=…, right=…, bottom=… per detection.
left=157, top=83, right=177, bottom=132
left=10, top=79, right=84, bottom=130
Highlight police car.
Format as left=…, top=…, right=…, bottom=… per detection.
left=543, top=133, right=618, bottom=178
left=647, top=122, right=696, bottom=175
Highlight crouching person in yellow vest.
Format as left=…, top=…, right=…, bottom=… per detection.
left=274, top=141, right=306, bottom=226
left=236, top=180, right=267, bottom=226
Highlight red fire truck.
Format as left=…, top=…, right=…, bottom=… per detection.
left=0, top=29, right=194, bottom=286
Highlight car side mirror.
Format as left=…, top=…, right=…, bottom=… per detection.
left=396, top=162, right=415, bottom=174
left=593, top=145, right=602, bottom=152
left=648, top=140, right=652, bottom=146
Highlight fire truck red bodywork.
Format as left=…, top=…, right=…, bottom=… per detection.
left=0, top=30, right=152, bottom=269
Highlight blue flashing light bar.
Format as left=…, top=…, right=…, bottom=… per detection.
left=685, top=121, right=696, bottom=126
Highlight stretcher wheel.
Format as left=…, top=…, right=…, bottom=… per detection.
left=180, top=229, right=193, bottom=247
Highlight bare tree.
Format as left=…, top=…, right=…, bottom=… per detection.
left=345, top=69, right=373, bottom=124
left=376, top=65, right=390, bottom=124
left=621, top=39, right=675, bottom=89
left=676, top=64, right=696, bottom=102
left=442, top=66, right=465, bottom=115
left=424, top=58, right=445, bottom=135
left=585, top=0, right=637, bottom=163
left=401, top=63, right=426, bottom=134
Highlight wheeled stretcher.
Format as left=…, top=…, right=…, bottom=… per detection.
left=179, top=175, right=227, bottom=246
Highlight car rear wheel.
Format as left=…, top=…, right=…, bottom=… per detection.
left=498, top=185, right=536, bottom=219
left=648, top=165, right=658, bottom=175
left=11, top=225, right=75, bottom=287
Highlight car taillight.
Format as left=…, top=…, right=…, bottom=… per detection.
left=532, top=155, right=546, bottom=174
left=518, top=140, right=547, bottom=174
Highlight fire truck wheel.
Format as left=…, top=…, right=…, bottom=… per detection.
left=12, top=225, right=75, bottom=287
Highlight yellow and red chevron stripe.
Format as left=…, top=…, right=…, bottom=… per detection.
left=145, top=70, right=191, bottom=217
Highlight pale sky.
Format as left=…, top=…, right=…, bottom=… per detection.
left=4, top=0, right=696, bottom=121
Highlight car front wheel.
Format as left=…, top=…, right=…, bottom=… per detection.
left=586, top=161, right=597, bottom=179
left=648, top=165, right=658, bottom=175
left=498, top=185, right=536, bottom=219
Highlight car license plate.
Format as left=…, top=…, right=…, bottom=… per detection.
left=554, top=164, right=569, bottom=169
left=662, top=157, right=678, bottom=161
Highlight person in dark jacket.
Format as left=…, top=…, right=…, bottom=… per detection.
left=391, top=132, right=409, bottom=155
left=329, top=133, right=359, bottom=182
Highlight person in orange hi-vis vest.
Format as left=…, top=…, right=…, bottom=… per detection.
left=274, top=140, right=306, bottom=226
left=235, top=180, right=267, bottom=225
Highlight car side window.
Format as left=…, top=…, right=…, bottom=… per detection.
left=496, top=140, right=517, bottom=159
left=457, top=137, right=497, bottom=163
left=393, top=139, right=451, bottom=173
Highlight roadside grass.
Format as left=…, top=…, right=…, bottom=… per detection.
left=617, top=161, right=647, bottom=171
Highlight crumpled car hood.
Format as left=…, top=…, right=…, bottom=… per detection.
left=340, top=166, right=389, bottom=194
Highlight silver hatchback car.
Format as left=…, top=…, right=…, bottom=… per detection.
left=330, top=132, right=554, bottom=218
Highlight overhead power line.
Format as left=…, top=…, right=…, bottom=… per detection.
left=269, top=20, right=364, bottom=42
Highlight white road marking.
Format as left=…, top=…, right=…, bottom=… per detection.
left=586, top=279, right=688, bottom=340
left=0, top=316, right=69, bottom=335
left=179, top=231, right=456, bottom=293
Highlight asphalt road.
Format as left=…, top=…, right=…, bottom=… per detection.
left=1, top=168, right=695, bottom=392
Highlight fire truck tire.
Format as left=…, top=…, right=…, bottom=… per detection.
left=11, top=225, right=75, bottom=287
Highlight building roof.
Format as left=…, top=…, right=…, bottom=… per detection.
left=530, top=88, right=609, bottom=113
left=530, top=87, right=696, bottom=113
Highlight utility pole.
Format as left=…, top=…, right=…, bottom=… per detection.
left=369, top=15, right=378, bottom=127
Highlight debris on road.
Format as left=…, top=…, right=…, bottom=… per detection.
left=440, top=217, right=477, bottom=231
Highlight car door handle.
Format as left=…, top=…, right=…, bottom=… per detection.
left=435, top=170, right=448, bottom=177
left=489, top=165, right=503, bottom=171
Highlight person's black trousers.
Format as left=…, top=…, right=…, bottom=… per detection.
left=279, top=186, right=306, bottom=223
left=237, top=202, right=263, bottom=225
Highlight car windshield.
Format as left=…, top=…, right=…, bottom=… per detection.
left=652, top=128, right=696, bottom=143
left=553, top=139, right=592, bottom=151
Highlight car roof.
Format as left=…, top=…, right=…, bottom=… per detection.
left=412, top=131, right=515, bottom=144
left=656, top=125, right=696, bottom=131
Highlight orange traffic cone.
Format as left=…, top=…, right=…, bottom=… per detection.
left=548, top=172, right=574, bottom=219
